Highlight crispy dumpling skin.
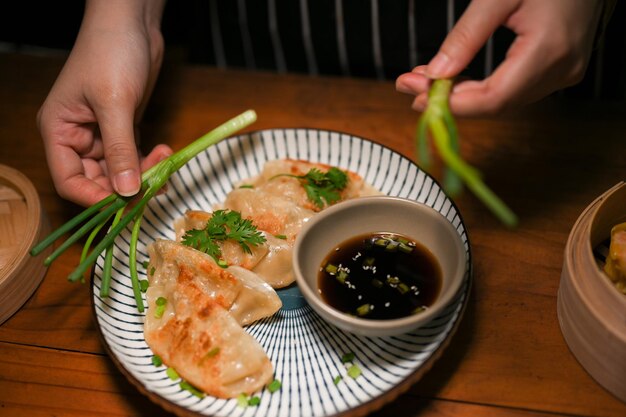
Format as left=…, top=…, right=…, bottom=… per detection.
left=144, top=240, right=279, bottom=397
left=146, top=239, right=281, bottom=325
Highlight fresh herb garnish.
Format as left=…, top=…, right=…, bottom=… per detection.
left=340, top=352, right=355, bottom=363
left=347, top=364, right=362, bottom=379
left=271, top=167, right=348, bottom=208
left=181, top=209, right=266, bottom=266
left=166, top=367, right=179, bottom=380
left=237, top=393, right=261, bottom=408
left=417, top=79, right=517, bottom=227
left=154, top=296, right=167, bottom=318
left=151, top=355, right=163, bottom=367
left=180, top=380, right=205, bottom=398
left=267, top=379, right=282, bottom=393
left=333, top=375, right=342, bottom=385
left=29, top=110, right=258, bottom=312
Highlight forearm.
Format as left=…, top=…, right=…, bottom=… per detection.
left=82, top=0, right=166, bottom=36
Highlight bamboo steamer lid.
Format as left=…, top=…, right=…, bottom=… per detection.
left=0, top=164, right=51, bottom=325
left=558, top=181, right=626, bottom=403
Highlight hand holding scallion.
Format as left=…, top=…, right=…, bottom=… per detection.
left=30, top=110, right=258, bottom=311
left=417, top=79, right=518, bottom=227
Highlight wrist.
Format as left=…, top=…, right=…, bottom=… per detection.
left=82, top=0, right=165, bottom=35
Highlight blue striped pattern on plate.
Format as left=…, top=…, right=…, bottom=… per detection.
left=92, top=128, right=472, bottom=417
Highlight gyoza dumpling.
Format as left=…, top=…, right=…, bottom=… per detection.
left=145, top=278, right=273, bottom=398
left=174, top=209, right=298, bottom=288
left=240, top=159, right=379, bottom=212
left=146, top=239, right=281, bottom=325
left=174, top=210, right=269, bottom=270
left=144, top=239, right=280, bottom=397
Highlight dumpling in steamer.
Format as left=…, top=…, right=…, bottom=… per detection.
left=144, top=239, right=280, bottom=397
left=604, top=222, right=626, bottom=294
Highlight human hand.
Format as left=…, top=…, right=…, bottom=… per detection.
left=396, top=0, right=605, bottom=117
left=37, top=0, right=170, bottom=207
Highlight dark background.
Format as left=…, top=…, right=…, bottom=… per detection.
left=1, top=1, right=624, bottom=100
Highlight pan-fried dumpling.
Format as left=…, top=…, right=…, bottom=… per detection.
left=174, top=210, right=269, bottom=270
left=174, top=209, right=298, bottom=288
left=239, top=159, right=379, bottom=212
left=144, top=239, right=280, bottom=397
left=146, top=239, right=281, bottom=325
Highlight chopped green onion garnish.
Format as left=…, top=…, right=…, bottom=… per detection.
left=149, top=266, right=155, bottom=276
left=217, top=259, right=228, bottom=268
left=333, top=375, right=342, bottom=385
left=385, top=240, right=399, bottom=252
left=398, top=243, right=414, bottom=254
left=206, top=347, right=220, bottom=357
left=151, top=355, right=163, bottom=367
left=341, top=352, right=356, bottom=363
left=374, top=238, right=388, bottom=248
left=166, top=367, right=179, bottom=380
left=180, top=381, right=205, bottom=398
left=274, top=234, right=287, bottom=240
left=248, top=396, right=261, bottom=406
left=237, top=393, right=249, bottom=408
left=239, top=184, right=254, bottom=189
left=336, top=270, right=349, bottom=284
left=154, top=297, right=168, bottom=318
left=362, top=257, right=375, bottom=267
left=267, top=379, right=282, bottom=393
left=347, top=364, right=362, bottom=379
left=142, top=260, right=150, bottom=269
left=325, top=263, right=338, bottom=274
left=356, top=304, right=371, bottom=317
left=413, top=306, right=426, bottom=314
left=139, top=279, right=149, bottom=292
left=398, top=283, right=410, bottom=294
left=386, top=276, right=400, bottom=286
left=154, top=305, right=166, bottom=319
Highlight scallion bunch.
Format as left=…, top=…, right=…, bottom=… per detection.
left=417, top=79, right=518, bottom=227
left=30, top=110, right=258, bottom=311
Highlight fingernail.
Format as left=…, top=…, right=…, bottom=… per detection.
left=113, top=169, right=140, bottom=197
left=426, top=53, right=451, bottom=78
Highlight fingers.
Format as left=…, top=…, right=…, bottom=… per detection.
left=140, top=144, right=173, bottom=172
left=94, top=97, right=142, bottom=198
left=426, top=0, right=519, bottom=79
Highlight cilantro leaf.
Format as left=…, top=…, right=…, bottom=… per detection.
left=181, top=209, right=266, bottom=265
left=271, top=167, right=349, bottom=209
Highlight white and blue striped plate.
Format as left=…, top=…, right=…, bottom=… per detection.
left=92, top=129, right=472, bottom=417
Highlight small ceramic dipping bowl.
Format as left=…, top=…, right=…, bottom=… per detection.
left=293, top=195, right=467, bottom=337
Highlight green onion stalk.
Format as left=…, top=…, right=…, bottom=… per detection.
left=417, top=79, right=518, bottom=227
left=30, top=110, right=258, bottom=311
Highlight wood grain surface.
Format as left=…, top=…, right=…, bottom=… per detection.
left=0, top=52, right=625, bottom=417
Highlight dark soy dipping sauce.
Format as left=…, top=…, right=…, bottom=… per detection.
left=318, top=232, right=442, bottom=320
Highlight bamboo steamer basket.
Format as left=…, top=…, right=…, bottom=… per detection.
left=0, top=164, right=51, bottom=325
left=558, top=181, right=626, bottom=403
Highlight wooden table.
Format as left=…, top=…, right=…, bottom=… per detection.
left=1, top=52, right=625, bottom=417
